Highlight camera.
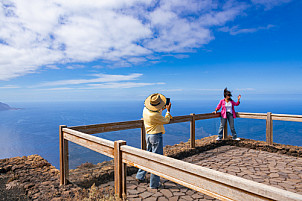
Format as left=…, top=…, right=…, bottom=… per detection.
left=166, top=98, right=170, bottom=105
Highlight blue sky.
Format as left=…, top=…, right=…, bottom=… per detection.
left=0, top=0, right=302, bottom=102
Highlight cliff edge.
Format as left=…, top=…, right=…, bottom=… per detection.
left=0, top=102, right=19, bottom=111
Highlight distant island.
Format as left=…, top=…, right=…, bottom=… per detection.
left=0, top=102, right=19, bottom=111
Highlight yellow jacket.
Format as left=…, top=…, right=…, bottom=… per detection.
left=143, top=107, right=172, bottom=134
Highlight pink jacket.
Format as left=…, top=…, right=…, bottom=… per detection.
left=216, top=99, right=240, bottom=119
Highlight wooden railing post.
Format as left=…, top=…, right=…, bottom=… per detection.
left=114, top=140, right=127, bottom=199
left=59, top=125, right=67, bottom=185
left=190, top=113, right=196, bottom=148
left=122, top=162, right=127, bottom=200
left=223, top=123, right=228, bottom=139
left=141, top=118, right=146, bottom=150
left=64, top=134, right=69, bottom=183
left=266, top=112, right=273, bottom=145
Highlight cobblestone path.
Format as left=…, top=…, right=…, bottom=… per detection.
left=100, top=145, right=302, bottom=201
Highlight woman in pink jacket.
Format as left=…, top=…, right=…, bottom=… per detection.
left=213, top=88, right=241, bottom=141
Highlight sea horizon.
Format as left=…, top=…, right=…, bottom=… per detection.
left=1, top=100, right=301, bottom=169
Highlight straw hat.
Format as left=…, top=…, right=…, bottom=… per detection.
left=144, top=93, right=167, bottom=112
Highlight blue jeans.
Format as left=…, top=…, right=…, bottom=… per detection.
left=218, top=112, right=237, bottom=139
left=136, top=133, right=163, bottom=188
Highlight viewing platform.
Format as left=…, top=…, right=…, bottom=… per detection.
left=1, top=136, right=302, bottom=200
left=97, top=140, right=302, bottom=201
left=1, top=112, right=302, bottom=200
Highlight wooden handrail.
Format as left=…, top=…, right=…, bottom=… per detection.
left=68, top=113, right=220, bottom=134
left=272, top=113, right=302, bottom=118
left=195, top=112, right=221, bottom=120
left=272, top=113, right=302, bottom=122
left=62, top=128, right=115, bottom=158
left=169, top=115, right=192, bottom=124
left=121, top=145, right=302, bottom=201
left=236, top=112, right=267, bottom=119
left=66, top=111, right=302, bottom=148
left=59, top=111, right=302, bottom=199
left=69, top=112, right=302, bottom=134
left=69, top=120, right=144, bottom=134
left=59, top=127, right=302, bottom=200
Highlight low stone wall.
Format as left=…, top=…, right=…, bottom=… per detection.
left=1, top=136, right=302, bottom=200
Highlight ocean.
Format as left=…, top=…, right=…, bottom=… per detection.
left=0, top=100, right=301, bottom=169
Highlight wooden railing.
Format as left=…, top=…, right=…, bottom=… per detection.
left=236, top=112, right=302, bottom=145
left=59, top=112, right=302, bottom=200
left=69, top=112, right=302, bottom=148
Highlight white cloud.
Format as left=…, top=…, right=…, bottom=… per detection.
left=235, top=88, right=255, bottom=91
left=42, top=87, right=74, bottom=91
left=33, top=73, right=164, bottom=90
left=197, top=88, right=222, bottom=91
left=219, top=24, right=275, bottom=35
left=38, top=82, right=165, bottom=90
left=45, top=65, right=60, bottom=70
left=163, top=54, right=190, bottom=59
left=127, top=57, right=147, bottom=64
left=160, top=89, right=184, bottom=92
left=85, top=82, right=165, bottom=89
left=66, top=65, right=85, bottom=69
left=251, top=0, right=292, bottom=9
left=0, top=85, right=20, bottom=89
left=92, top=65, right=104, bottom=69
left=37, top=73, right=143, bottom=87
left=0, top=0, right=290, bottom=80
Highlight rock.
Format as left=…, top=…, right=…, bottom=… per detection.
left=62, top=190, right=71, bottom=197
left=42, top=181, right=52, bottom=186
left=0, top=167, right=6, bottom=173
left=50, top=168, right=59, bottom=174
left=6, top=180, right=20, bottom=190
left=4, top=165, right=12, bottom=172
left=51, top=197, right=62, bottom=201
left=32, top=192, right=41, bottom=199
left=24, top=183, right=35, bottom=189
left=33, top=161, right=50, bottom=168
left=269, top=173, right=279, bottom=178
left=27, top=155, right=38, bottom=161
left=12, top=165, right=23, bottom=172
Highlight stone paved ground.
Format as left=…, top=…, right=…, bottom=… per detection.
left=100, top=176, right=217, bottom=201
left=98, top=145, right=302, bottom=201
left=2, top=140, right=302, bottom=200
left=183, top=145, right=302, bottom=194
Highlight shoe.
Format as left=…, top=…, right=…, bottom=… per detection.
left=216, top=137, right=222, bottom=141
left=233, top=138, right=240, bottom=141
left=136, top=178, right=147, bottom=183
left=150, top=183, right=162, bottom=189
